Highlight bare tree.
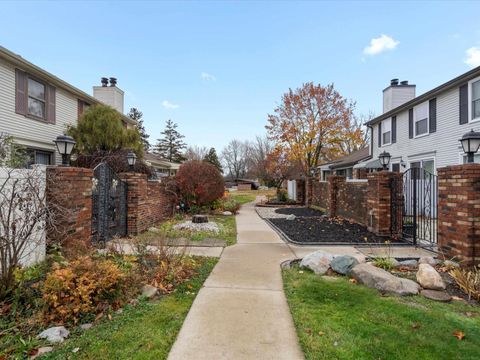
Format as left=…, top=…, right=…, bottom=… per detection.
left=221, top=139, right=249, bottom=180
left=337, top=112, right=373, bottom=154
left=244, top=136, right=274, bottom=184
left=184, top=145, right=209, bottom=161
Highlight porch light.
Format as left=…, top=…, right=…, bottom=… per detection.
left=54, top=134, right=76, bottom=166
left=127, top=150, right=137, bottom=170
left=378, top=151, right=391, bottom=170
left=460, top=129, right=480, bottom=163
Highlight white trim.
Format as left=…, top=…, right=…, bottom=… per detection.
left=468, top=75, right=480, bottom=123
left=408, top=156, right=436, bottom=174
left=413, top=101, right=429, bottom=138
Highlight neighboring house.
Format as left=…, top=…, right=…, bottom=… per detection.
left=0, top=46, right=136, bottom=166
left=225, top=178, right=260, bottom=190
left=144, top=152, right=181, bottom=178
left=317, top=147, right=371, bottom=180
left=359, top=67, right=480, bottom=174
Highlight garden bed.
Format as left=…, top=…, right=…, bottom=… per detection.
left=263, top=206, right=403, bottom=245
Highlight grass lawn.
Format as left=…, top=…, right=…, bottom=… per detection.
left=229, top=189, right=276, bottom=205
left=154, top=214, right=237, bottom=246
left=43, top=257, right=217, bottom=360
left=283, top=267, right=480, bottom=360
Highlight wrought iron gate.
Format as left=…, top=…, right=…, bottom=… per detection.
left=92, top=162, right=128, bottom=243
left=391, top=168, right=438, bottom=248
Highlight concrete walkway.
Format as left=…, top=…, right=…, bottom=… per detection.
left=167, top=202, right=304, bottom=360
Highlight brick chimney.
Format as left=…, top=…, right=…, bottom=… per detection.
left=383, top=79, right=416, bottom=113
left=93, top=77, right=124, bottom=113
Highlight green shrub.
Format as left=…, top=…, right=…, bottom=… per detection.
left=220, top=197, right=241, bottom=214
left=373, top=257, right=396, bottom=271
left=277, top=189, right=288, bottom=202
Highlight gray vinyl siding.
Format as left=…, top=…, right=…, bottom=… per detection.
left=0, top=58, right=78, bottom=164
left=372, top=87, right=480, bottom=171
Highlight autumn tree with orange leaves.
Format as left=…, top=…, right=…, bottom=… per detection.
left=266, top=82, right=367, bottom=176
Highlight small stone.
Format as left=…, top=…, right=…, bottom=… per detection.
left=443, top=260, right=460, bottom=268
left=148, top=227, right=161, bottom=233
left=300, top=251, right=334, bottom=275
left=421, top=289, right=452, bottom=302
left=331, top=255, right=359, bottom=275
left=80, top=323, right=93, bottom=330
left=222, top=211, right=233, bottom=216
left=72, top=347, right=80, bottom=353
left=116, top=308, right=123, bottom=314
left=418, top=256, right=439, bottom=266
left=31, top=347, right=54, bottom=359
left=286, top=214, right=296, bottom=221
left=38, top=326, right=70, bottom=343
left=141, top=284, right=158, bottom=299
left=397, top=259, right=418, bottom=269
left=416, top=264, right=446, bottom=290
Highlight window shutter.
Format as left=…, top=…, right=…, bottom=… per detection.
left=429, top=98, right=437, bottom=133
left=391, top=116, right=397, bottom=143
left=15, top=69, right=27, bottom=115
left=46, top=85, right=56, bottom=124
left=378, top=122, right=382, bottom=147
left=408, top=108, right=414, bottom=138
left=459, top=83, right=468, bottom=124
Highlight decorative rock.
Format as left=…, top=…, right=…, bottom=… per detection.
left=331, top=255, right=359, bottom=275
left=80, top=323, right=93, bottom=330
left=418, top=256, right=439, bottom=266
left=397, top=259, right=418, bottom=269
left=141, top=284, right=158, bottom=299
left=38, top=326, right=70, bottom=343
left=416, top=264, right=446, bottom=290
left=421, top=289, right=452, bottom=302
left=286, top=214, right=296, bottom=221
left=222, top=211, right=233, bottom=216
left=443, top=260, right=460, bottom=268
left=31, top=347, right=54, bottom=359
left=300, top=251, right=334, bottom=275
left=192, top=215, right=208, bottom=223
left=350, top=263, right=420, bottom=296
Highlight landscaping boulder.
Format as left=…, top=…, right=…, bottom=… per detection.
left=350, top=263, right=420, bottom=296
left=286, top=214, right=296, bottom=221
left=418, top=256, right=439, bottom=266
left=421, top=289, right=452, bottom=302
left=416, top=264, right=446, bottom=290
left=397, top=259, right=418, bottom=269
left=38, top=326, right=70, bottom=343
left=141, top=284, right=158, bottom=299
left=331, top=255, right=359, bottom=275
left=300, top=251, right=334, bottom=275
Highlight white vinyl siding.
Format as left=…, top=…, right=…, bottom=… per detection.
left=0, top=58, right=78, bottom=165
left=372, top=87, right=480, bottom=171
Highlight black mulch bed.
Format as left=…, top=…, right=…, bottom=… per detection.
left=275, top=207, right=324, bottom=217
left=270, top=214, right=404, bottom=244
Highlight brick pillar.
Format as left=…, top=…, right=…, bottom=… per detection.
left=305, top=176, right=313, bottom=206
left=438, top=164, right=480, bottom=266
left=327, top=176, right=344, bottom=218
left=296, top=179, right=306, bottom=204
left=119, top=172, right=148, bottom=235
left=367, top=171, right=399, bottom=237
left=46, top=166, right=93, bottom=247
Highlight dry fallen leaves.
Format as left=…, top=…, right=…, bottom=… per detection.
left=411, top=322, right=421, bottom=330
left=349, top=278, right=358, bottom=284
left=318, top=331, right=325, bottom=336
left=305, top=328, right=312, bottom=335
left=453, top=330, right=465, bottom=340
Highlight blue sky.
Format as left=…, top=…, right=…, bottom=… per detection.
left=1, top=1, right=480, bottom=150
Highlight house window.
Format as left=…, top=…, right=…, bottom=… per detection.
left=26, top=149, right=53, bottom=167
left=414, top=102, right=429, bottom=137
left=472, top=80, right=480, bottom=121
left=321, top=170, right=331, bottom=181
left=382, top=118, right=391, bottom=146
left=27, top=78, right=46, bottom=119
left=391, top=163, right=401, bottom=173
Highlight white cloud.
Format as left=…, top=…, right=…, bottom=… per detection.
left=465, top=47, right=480, bottom=68
left=201, top=72, right=216, bottom=81
left=363, top=34, right=399, bottom=56
left=162, top=100, right=179, bottom=109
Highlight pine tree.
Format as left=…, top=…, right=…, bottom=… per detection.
left=128, top=108, right=150, bottom=151
left=154, top=119, right=187, bottom=162
left=203, top=147, right=223, bottom=173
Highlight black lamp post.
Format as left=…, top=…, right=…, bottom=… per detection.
left=53, top=134, right=76, bottom=166
left=460, top=129, right=480, bottom=163
left=378, top=151, right=391, bottom=170
left=127, top=150, right=137, bottom=171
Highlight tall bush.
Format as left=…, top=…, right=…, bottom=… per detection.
left=175, top=161, right=224, bottom=208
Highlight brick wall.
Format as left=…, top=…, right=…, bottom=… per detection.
left=119, top=173, right=175, bottom=235
left=296, top=179, right=305, bottom=204
left=438, top=164, right=480, bottom=266
left=46, top=166, right=93, bottom=247
left=312, top=180, right=329, bottom=210
left=336, top=180, right=368, bottom=225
